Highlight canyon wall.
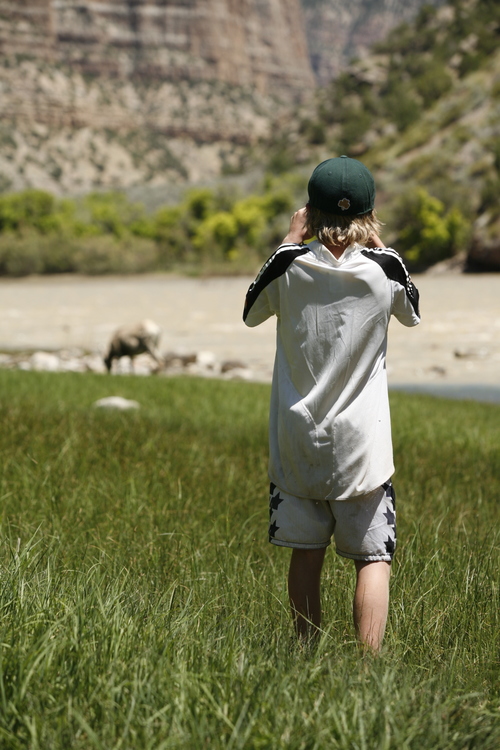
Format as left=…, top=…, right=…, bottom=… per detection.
left=302, top=0, right=444, bottom=86
left=0, top=1, right=445, bottom=194
left=0, top=0, right=314, bottom=95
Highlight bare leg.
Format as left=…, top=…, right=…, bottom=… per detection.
left=353, top=561, right=391, bottom=652
left=288, top=548, right=326, bottom=641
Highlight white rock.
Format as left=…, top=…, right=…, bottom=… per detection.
left=93, top=396, right=140, bottom=410
left=31, top=351, right=60, bottom=372
left=186, top=363, right=216, bottom=378
left=196, top=350, right=218, bottom=370
left=0, top=354, right=13, bottom=368
left=84, top=355, right=107, bottom=374
left=223, top=368, right=255, bottom=381
left=59, top=358, right=86, bottom=373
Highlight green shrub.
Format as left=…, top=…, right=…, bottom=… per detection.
left=382, top=88, right=422, bottom=132
left=299, top=118, right=327, bottom=145
left=395, top=188, right=470, bottom=267
left=414, top=62, right=453, bottom=108
left=0, top=189, right=57, bottom=232
left=0, top=232, right=45, bottom=276
left=192, top=186, right=295, bottom=260
left=183, top=188, right=217, bottom=221
left=83, top=192, right=146, bottom=238
left=0, top=179, right=297, bottom=275
left=339, top=109, right=372, bottom=149
left=72, top=235, right=159, bottom=275
left=193, top=211, right=238, bottom=258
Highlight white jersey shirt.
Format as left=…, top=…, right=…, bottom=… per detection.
left=243, top=240, right=420, bottom=500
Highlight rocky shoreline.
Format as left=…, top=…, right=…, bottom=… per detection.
left=0, top=348, right=257, bottom=381
left=0, top=272, right=499, bottom=393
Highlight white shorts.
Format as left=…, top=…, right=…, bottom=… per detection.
left=268, top=481, right=396, bottom=562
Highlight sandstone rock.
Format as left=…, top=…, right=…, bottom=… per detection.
left=425, top=253, right=467, bottom=275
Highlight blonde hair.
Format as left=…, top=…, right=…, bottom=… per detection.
left=306, top=207, right=382, bottom=247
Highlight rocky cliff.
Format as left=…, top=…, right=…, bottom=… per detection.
left=1, top=0, right=313, bottom=95
left=302, top=0, right=445, bottom=86
left=0, top=1, right=446, bottom=194
left=0, top=0, right=315, bottom=193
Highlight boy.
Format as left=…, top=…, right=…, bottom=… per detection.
left=243, top=156, right=420, bottom=650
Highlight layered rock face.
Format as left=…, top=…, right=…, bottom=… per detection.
left=302, top=0, right=444, bottom=86
left=0, top=0, right=314, bottom=95
left=0, top=0, right=445, bottom=194
left=0, top=0, right=315, bottom=192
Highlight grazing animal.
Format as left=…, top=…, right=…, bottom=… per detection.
left=104, top=320, right=162, bottom=373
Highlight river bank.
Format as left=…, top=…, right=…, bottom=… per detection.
left=0, top=272, right=499, bottom=397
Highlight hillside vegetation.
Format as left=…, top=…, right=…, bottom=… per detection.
left=275, top=0, right=500, bottom=269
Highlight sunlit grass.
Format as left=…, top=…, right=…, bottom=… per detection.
left=0, top=371, right=498, bottom=748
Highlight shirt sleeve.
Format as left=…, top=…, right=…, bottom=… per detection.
left=243, top=243, right=309, bottom=327
left=360, top=247, right=420, bottom=328
left=243, top=282, right=275, bottom=327
left=392, top=280, right=421, bottom=327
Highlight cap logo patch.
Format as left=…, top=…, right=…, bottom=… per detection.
left=338, top=198, right=350, bottom=211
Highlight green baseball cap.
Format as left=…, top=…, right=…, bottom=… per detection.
left=307, top=155, right=375, bottom=216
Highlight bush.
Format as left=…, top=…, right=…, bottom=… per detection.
left=82, top=192, right=146, bottom=238
left=382, top=88, right=422, bottom=132
left=414, top=62, right=453, bottom=108
left=0, top=190, right=59, bottom=233
left=71, top=236, right=159, bottom=275
left=193, top=211, right=238, bottom=258
left=192, top=186, right=295, bottom=260
left=395, top=188, right=470, bottom=268
left=0, top=179, right=298, bottom=275
left=0, top=232, right=45, bottom=276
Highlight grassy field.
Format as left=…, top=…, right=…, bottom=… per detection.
left=0, top=370, right=499, bottom=749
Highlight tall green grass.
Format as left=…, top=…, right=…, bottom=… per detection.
left=0, top=370, right=498, bottom=748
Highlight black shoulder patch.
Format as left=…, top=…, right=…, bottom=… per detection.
left=361, top=248, right=420, bottom=317
left=243, top=244, right=309, bottom=322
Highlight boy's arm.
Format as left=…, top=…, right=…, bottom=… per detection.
left=392, top=283, right=420, bottom=327
left=243, top=208, right=312, bottom=327
left=362, top=245, right=420, bottom=326
left=243, top=283, right=274, bottom=327
left=282, top=207, right=313, bottom=245
left=363, top=224, right=419, bottom=324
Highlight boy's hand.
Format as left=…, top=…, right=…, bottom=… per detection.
left=282, top=207, right=313, bottom=245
